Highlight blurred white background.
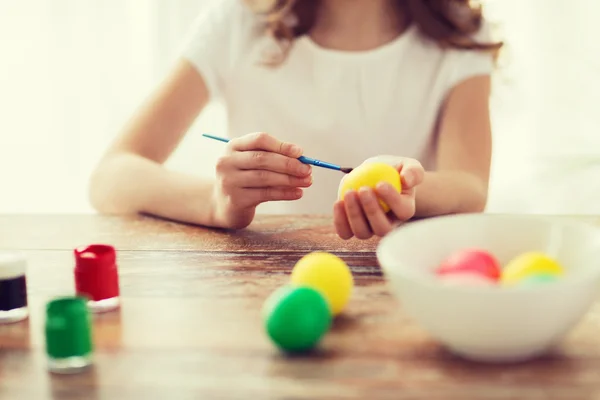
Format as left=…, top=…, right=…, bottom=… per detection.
left=0, top=0, right=599, bottom=214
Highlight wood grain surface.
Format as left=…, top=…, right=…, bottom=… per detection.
left=1, top=214, right=600, bottom=400
left=0, top=214, right=379, bottom=252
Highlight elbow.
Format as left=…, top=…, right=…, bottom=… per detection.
left=468, top=179, right=489, bottom=213
left=472, top=191, right=488, bottom=213
left=88, top=162, right=115, bottom=214
left=87, top=155, right=132, bottom=215
left=453, top=173, right=488, bottom=214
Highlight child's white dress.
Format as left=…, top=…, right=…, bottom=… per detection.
left=181, top=0, right=494, bottom=214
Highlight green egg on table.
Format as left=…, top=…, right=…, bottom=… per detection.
left=262, top=285, right=331, bottom=353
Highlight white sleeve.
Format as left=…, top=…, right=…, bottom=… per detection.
left=178, top=0, right=256, bottom=100
left=445, top=21, right=496, bottom=89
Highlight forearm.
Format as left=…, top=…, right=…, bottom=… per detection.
left=89, top=153, right=217, bottom=226
left=414, top=170, right=488, bottom=217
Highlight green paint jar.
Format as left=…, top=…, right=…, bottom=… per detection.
left=45, top=296, right=93, bottom=373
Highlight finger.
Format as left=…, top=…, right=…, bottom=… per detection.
left=230, top=170, right=312, bottom=188
left=230, top=151, right=312, bottom=177
left=362, top=156, right=424, bottom=189
left=377, top=182, right=416, bottom=221
left=333, top=200, right=353, bottom=240
left=236, top=187, right=303, bottom=208
left=398, top=159, right=424, bottom=189
left=344, top=190, right=373, bottom=240
left=358, top=187, right=393, bottom=237
left=229, top=132, right=303, bottom=158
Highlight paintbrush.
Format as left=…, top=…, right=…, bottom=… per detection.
left=202, top=133, right=354, bottom=174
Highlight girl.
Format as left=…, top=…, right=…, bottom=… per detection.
left=89, top=0, right=502, bottom=240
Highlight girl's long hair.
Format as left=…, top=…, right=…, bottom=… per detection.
left=248, top=0, right=503, bottom=64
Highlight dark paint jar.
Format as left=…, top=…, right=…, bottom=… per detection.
left=0, top=253, right=28, bottom=324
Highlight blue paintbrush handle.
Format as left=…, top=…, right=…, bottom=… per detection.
left=202, top=133, right=229, bottom=144
left=297, top=156, right=341, bottom=171
left=202, top=133, right=342, bottom=172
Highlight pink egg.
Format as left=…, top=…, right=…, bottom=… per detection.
left=436, top=249, right=501, bottom=282
left=438, top=272, right=496, bottom=287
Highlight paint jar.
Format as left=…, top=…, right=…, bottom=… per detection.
left=45, top=296, right=93, bottom=373
left=74, top=244, right=120, bottom=313
left=0, top=253, right=28, bottom=324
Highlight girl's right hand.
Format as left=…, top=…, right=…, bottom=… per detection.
left=210, top=132, right=312, bottom=229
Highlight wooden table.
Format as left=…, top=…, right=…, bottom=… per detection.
left=1, top=214, right=600, bottom=399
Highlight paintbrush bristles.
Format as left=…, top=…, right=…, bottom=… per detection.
left=340, top=167, right=353, bottom=174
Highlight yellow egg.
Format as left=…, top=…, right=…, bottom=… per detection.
left=338, top=162, right=401, bottom=212
left=501, top=252, right=565, bottom=286
left=290, top=252, right=353, bottom=316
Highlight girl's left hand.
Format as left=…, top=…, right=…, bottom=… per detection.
left=333, top=156, right=425, bottom=240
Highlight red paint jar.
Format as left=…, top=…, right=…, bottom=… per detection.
left=74, top=244, right=120, bottom=313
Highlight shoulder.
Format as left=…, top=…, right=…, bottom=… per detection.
left=178, top=0, right=266, bottom=98
left=185, top=0, right=259, bottom=38
left=440, top=20, right=498, bottom=87
left=399, top=19, right=496, bottom=106
left=181, top=0, right=269, bottom=65
left=203, top=0, right=254, bottom=21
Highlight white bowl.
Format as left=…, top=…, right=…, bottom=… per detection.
left=377, top=214, right=600, bottom=363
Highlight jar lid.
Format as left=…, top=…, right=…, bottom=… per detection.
left=74, top=244, right=116, bottom=270
left=73, top=244, right=119, bottom=302
left=0, top=252, right=26, bottom=280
